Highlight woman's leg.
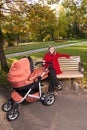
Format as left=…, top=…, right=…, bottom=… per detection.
left=49, top=66, right=59, bottom=86
left=48, top=66, right=59, bottom=92
left=48, top=66, right=62, bottom=92
left=48, top=74, right=54, bottom=92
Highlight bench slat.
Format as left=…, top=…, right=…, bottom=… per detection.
left=61, top=68, right=79, bottom=71
left=58, top=56, right=81, bottom=71
left=57, top=70, right=84, bottom=78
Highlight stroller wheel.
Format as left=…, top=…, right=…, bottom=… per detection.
left=2, top=102, right=12, bottom=112
left=43, top=93, right=55, bottom=106
left=7, top=109, right=19, bottom=121
left=40, top=93, right=46, bottom=101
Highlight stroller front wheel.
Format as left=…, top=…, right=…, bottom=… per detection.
left=43, top=93, right=55, bottom=106
left=7, top=109, right=19, bottom=121
left=2, top=102, right=12, bottom=112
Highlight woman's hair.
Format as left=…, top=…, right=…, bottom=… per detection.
left=48, top=45, right=54, bottom=50
left=48, top=45, right=56, bottom=54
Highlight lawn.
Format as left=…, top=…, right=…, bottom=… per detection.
left=0, top=39, right=87, bottom=87
left=4, top=39, right=86, bottom=54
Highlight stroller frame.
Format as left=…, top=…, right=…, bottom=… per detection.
left=15, top=77, right=43, bottom=104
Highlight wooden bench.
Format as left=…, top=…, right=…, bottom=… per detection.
left=57, top=56, right=84, bottom=89
left=33, top=56, right=84, bottom=90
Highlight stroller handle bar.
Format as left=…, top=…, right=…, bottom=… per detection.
left=35, top=61, right=53, bottom=66
left=34, top=61, right=52, bottom=81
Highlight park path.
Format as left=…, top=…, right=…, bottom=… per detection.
left=1, top=90, right=87, bottom=130
left=6, top=41, right=87, bottom=58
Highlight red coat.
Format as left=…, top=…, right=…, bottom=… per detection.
left=43, top=52, right=70, bottom=74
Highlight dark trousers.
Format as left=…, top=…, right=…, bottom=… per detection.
left=48, top=66, right=60, bottom=92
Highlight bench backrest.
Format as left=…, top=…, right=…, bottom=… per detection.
left=58, top=56, right=80, bottom=71
left=33, top=56, right=81, bottom=71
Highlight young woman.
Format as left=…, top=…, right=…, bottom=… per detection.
left=43, top=45, right=71, bottom=93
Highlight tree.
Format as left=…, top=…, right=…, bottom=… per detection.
left=0, top=0, right=60, bottom=70
left=26, top=4, right=57, bottom=41
left=62, top=0, right=87, bottom=38
left=38, top=0, right=60, bottom=5
left=0, top=26, right=8, bottom=70
left=0, top=1, right=8, bottom=70
left=57, top=6, right=70, bottom=38
left=0, top=0, right=29, bottom=70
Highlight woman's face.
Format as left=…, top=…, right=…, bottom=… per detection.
left=49, top=47, right=55, bottom=54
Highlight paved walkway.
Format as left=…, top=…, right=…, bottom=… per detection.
left=0, top=88, right=13, bottom=130
left=1, top=87, right=87, bottom=130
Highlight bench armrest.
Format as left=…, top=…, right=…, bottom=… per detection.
left=79, top=62, right=84, bottom=74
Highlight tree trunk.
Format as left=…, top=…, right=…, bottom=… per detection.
left=0, top=28, right=8, bottom=71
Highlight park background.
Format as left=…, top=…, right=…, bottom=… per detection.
left=0, top=0, right=87, bottom=88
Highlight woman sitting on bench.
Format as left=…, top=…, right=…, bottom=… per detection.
left=43, top=45, right=71, bottom=93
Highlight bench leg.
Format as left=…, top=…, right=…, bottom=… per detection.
left=70, top=78, right=75, bottom=90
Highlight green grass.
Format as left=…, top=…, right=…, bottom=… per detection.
left=4, top=39, right=86, bottom=54
left=0, top=39, right=87, bottom=87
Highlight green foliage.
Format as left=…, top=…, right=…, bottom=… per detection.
left=38, top=0, right=60, bottom=5
left=57, top=6, right=70, bottom=38
left=27, top=4, right=57, bottom=41
left=1, top=0, right=87, bottom=44
left=62, top=0, right=87, bottom=38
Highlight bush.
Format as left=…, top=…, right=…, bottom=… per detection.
left=8, top=41, right=15, bottom=46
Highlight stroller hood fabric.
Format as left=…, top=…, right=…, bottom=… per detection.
left=8, top=58, right=31, bottom=83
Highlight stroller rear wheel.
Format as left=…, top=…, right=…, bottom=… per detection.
left=7, top=109, right=19, bottom=121
left=42, top=93, right=55, bottom=106
left=2, top=101, right=12, bottom=112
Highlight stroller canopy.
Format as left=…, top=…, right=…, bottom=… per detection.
left=8, top=58, right=31, bottom=83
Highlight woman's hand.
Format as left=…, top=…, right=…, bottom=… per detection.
left=42, top=60, right=46, bottom=65
left=69, top=56, right=74, bottom=60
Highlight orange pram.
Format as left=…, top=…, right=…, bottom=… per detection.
left=2, top=56, right=55, bottom=121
